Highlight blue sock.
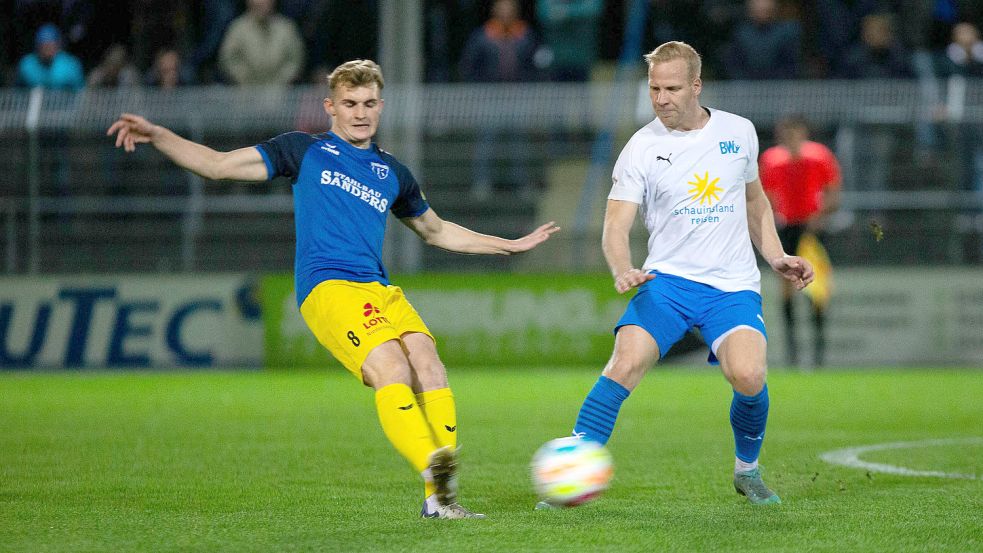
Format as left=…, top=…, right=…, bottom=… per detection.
left=730, top=384, right=770, bottom=464
left=573, top=376, right=631, bottom=445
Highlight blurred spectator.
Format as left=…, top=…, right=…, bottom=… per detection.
left=186, top=0, right=237, bottom=84
left=13, top=0, right=97, bottom=67
left=219, top=0, right=305, bottom=85
left=17, top=23, right=84, bottom=90
left=536, top=0, right=603, bottom=82
left=424, top=0, right=482, bottom=82
left=459, top=0, right=538, bottom=82
left=86, top=43, right=139, bottom=88
left=810, top=0, right=882, bottom=77
left=723, top=0, right=802, bottom=80
left=650, top=0, right=739, bottom=80
left=300, top=0, right=378, bottom=78
left=941, top=22, right=983, bottom=199
left=144, top=48, right=191, bottom=89
left=943, top=21, right=983, bottom=77
left=278, top=0, right=315, bottom=20
left=835, top=14, right=911, bottom=201
left=459, top=0, right=539, bottom=200
left=130, top=0, right=190, bottom=73
left=839, top=13, right=912, bottom=79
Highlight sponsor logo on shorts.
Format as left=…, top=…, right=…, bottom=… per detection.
left=361, top=302, right=390, bottom=333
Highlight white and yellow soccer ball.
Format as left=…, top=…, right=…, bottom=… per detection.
left=530, top=436, right=613, bottom=507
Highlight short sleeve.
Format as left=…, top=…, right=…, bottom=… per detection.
left=819, top=144, right=842, bottom=188
left=384, top=154, right=430, bottom=219
left=608, top=137, right=646, bottom=204
left=744, top=121, right=760, bottom=183
left=255, top=132, right=317, bottom=180
left=758, top=147, right=777, bottom=192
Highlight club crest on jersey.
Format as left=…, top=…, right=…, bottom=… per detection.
left=370, top=162, right=390, bottom=180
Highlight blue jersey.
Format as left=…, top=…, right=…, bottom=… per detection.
left=255, top=131, right=430, bottom=307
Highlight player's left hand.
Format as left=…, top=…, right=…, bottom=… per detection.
left=770, top=254, right=814, bottom=290
left=507, top=221, right=560, bottom=253
left=107, top=113, right=158, bottom=152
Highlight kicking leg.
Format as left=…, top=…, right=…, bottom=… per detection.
left=573, top=325, right=660, bottom=444
left=362, top=340, right=440, bottom=478
left=534, top=326, right=659, bottom=510
left=401, top=332, right=484, bottom=519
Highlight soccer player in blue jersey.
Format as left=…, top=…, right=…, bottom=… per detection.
left=108, top=59, right=559, bottom=519
left=544, top=42, right=813, bottom=508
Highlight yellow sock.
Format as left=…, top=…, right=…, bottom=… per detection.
left=418, top=387, right=457, bottom=499
left=375, top=383, right=438, bottom=474
left=417, top=388, right=458, bottom=449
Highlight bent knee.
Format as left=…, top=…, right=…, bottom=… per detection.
left=602, top=354, right=652, bottom=391
left=728, top=365, right=767, bottom=395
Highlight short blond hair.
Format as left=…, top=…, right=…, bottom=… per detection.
left=643, top=41, right=702, bottom=80
left=328, top=59, right=385, bottom=95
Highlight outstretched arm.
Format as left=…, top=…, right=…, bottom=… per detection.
left=746, top=178, right=814, bottom=290
left=603, top=199, right=654, bottom=294
left=401, top=208, right=559, bottom=255
left=106, top=113, right=269, bottom=182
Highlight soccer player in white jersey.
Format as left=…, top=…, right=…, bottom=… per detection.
left=555, top=41, right=814, bottom=506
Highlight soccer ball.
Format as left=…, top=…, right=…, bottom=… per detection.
left=530, top=436, right=613, bottom=507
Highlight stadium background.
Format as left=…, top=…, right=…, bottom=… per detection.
left=1, top=0, right=981, bottom=369
left=2, top=3, right=982, bottom=552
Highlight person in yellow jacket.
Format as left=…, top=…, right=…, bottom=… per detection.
left=760, top=115, right=841, bottom=367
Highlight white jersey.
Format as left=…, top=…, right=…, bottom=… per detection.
left=609, top=107, right=761, bottom=293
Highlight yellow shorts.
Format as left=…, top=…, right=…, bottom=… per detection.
left=299, top=280, right=433, bottom=380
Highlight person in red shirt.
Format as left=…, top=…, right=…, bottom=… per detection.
left=760, top=115, right=841, bottom=367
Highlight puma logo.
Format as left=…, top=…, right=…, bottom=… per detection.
left=444, top=425, right=457, bottom=432
left=398, top=404, right=414, bottom=410
left=656, top=153, right=672, bottom=165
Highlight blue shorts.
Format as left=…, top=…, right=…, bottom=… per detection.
left=615, top=272, right=767, bottom=364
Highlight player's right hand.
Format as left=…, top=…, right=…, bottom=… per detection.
left=614, top=268, right=655, bottom=294
left=106, top=113, right=158, bottom=152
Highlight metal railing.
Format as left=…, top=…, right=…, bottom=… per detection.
left=1, top=79, right=982, bottom=274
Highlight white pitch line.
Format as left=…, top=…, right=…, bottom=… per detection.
left=819, top=437, right=983, bottom=480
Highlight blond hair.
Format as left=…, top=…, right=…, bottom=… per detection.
left=327, top=59, right=385, bottom=95
left=643, top=41, right=702, bottom=80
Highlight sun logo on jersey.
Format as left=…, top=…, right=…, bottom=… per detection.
left=687, top=171, right=723, bottom=205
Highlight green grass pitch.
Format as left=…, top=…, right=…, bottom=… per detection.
left=2, top=367, right=981, bottom=552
